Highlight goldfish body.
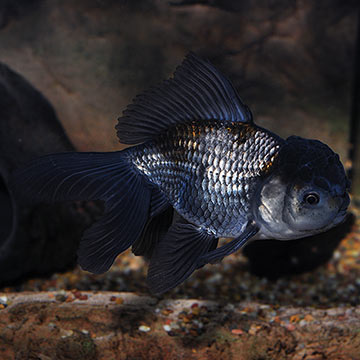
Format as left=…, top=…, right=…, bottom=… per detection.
left=11, top=53, right=350, bottom=293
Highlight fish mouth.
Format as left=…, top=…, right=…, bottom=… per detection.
left=298, top=212, right=347, bottom=237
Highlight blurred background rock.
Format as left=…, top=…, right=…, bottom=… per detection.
left=1, top=4, right=360, bottom=357
left=0, top=0, right=357, bottom=158
left=0, top=0, right=358, bottom=282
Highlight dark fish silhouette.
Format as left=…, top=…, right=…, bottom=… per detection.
left=11, top=53, right=350, bottom=293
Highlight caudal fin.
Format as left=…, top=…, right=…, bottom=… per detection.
left=10, top=151, right=152, bottom=273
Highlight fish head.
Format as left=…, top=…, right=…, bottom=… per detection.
left=255, top=136, right=350, bottom=240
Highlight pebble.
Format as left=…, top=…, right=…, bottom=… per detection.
left=115, top=297, right=124, bottom=304
left=206, top=273, right=223, bottom=283
left=110, top=296, right=124, bottom=304
left=285, top=323, right=296, bottom=331
left=138, top=325, right=151, bottom=332
left=65, top=295, right=74, bottom=303
left=0, top=296, right=8, bottom=304
left=55, top=295, right=67, bottom=302
left=191, top=307, right=200, bottom=316
left=163, top=325, right=171, bottom=332
left=61, top=329, right=74, bottom=338
left=326, top=308, right=342, bottom=316
left=290, top=315, right=301, bottom=323
left=345, top=308, right=354, bottom=316
left=161, top=309, right=173, bottom=316
left=248, top=324, right=260, bottom=335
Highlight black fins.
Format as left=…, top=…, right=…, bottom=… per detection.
left=147, top=223, right=218, bottom=294
left=132, top=189, right=173, bottom=259
left=198, top=222, right=259, bottom=266
left=116, top=52, right=252, bottom=144
left=10, top=151, right=153, bottom=273
left=147, top=221, right=259, bottom=294
left=11, top=152, right=130, bottom=203
left=132, top=206, right=174, bottom=259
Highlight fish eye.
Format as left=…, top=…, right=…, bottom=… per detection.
left=303, top=193, right=320, bottom=205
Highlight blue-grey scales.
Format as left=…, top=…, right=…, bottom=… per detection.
left=11, top=53, right=350, bottom=294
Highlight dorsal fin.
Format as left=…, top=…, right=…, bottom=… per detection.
left=116, top=52, right=253, bottom=145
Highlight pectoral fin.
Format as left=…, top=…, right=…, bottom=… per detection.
left=147, top=223, right=217, bottom=294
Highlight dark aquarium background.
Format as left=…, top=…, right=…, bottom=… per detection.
left=2, top=2, right=360, bottom=358
left=0, top=0, right=357, bottom=154
left=0, top=0, right=359, bottom=299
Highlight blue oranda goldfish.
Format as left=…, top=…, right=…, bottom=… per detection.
left=11, top=53, right=350, bottom=293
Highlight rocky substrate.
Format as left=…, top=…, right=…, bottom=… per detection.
left=1, top=209, right=359, bottom=359
left=0, top=292, right=359, bottom=360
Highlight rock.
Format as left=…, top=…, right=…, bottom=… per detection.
left=0, top=3, right=358, bottom=356
left=0, top=0, right=356, bottom=159
left=0, top=292, right=359, bottom=359
left=0, top=62, right=99, bottom=284
left=0, top=0, right=41, bottom=29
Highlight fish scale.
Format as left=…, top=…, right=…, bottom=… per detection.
left=131, top=120, right=282, bottom=237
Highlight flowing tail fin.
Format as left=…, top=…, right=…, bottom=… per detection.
left=10, top=151, right=152, bottom=274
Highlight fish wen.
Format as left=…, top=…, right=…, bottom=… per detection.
left=10, top=53, right=350, bottom=294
